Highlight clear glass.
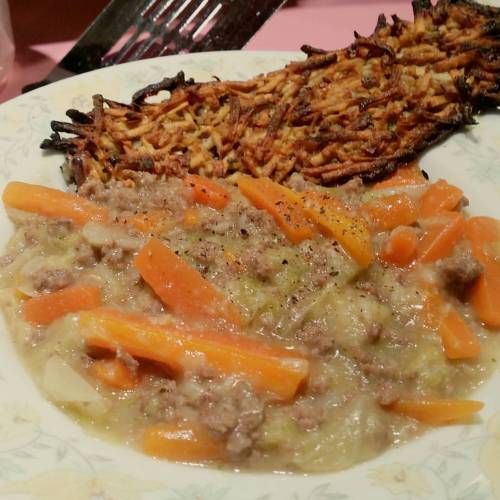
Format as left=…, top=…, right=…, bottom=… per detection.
left=0, top=0, right=14, bottom=85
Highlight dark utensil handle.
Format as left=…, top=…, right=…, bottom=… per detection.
left=22, top=66, right=76, bottom=94
left=22, top=80, right=55, bottom=93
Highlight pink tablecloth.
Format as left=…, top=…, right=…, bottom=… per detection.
left=0, top=0, right=412, bottom=104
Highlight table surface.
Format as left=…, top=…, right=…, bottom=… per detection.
left=0, top=0, right=412, bottom=104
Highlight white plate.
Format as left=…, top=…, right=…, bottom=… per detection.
left=0, top=51, right=499, bottom=500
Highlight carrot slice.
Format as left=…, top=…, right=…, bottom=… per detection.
left=438, top=308, right=481, bottom=359
left=301, top=190, right=349, bottom=214
left=380, top=227, right=418, bottom=267
left=464, top=217, right=500, bottom=327
left=372, top=163, right=427, bottom=190
left=88, top=358, right=138, bottom=390
left=129, top=210, right=173, bottom=235
left=465, top=216, right=500, bottom=269
left=420, top=283, right=480, bottom=359
left=416, top=211, right=465, bottom=263
left=143, top=422, right=225, bottom=461
left=386, top=399, right=484, bottom=425
left=134, top=238, right=242, bottom=326
left=23, top=285, right=101, bottom=326
left=420, top=282, right=446, bottom=330
left=419, top=179, right=463, bottom=218
left=79, top=307, right=309, bottom=401
left=469, top=266, right=500, bottom=329
left=363, top=193, right=418, bottom=232
left=3, top=181, right=108, bottom=226
left=183, top=207, right=200, bottom=227
left=237, top=176, right=314, bottom=244
left=184, top=174, right=230, bottom=210
left=301, top=191, right=373, bottom=267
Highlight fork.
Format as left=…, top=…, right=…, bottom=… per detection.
left=23, top=0, right=286, bottom=92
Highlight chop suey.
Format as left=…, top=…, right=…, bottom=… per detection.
left=0, top=0, right=499, bottom=474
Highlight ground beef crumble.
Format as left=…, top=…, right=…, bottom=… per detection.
left=292, top=399, right=326, bottom=429
left=101, top=243, right=130, bottom=269
left=32, top=268, right=74, bottom=292
left=295, top=319, right=336, bottom=355
left=140, top=377, right=187, bottom=422
left=240, top=245, right=276, bottom=281
left=46, top=218, right=74, bottom=238
left=201, top=381, right=264, bottom=456
left=75, top=242, right=96, bottom=267
left=190, top=239, right=220, bottom=265
left=437, top=242, right=483, bottom=298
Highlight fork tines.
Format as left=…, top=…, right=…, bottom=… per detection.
left=105, top=0, right=286, bottom=66
left=22, top=0, right=286, bottom=92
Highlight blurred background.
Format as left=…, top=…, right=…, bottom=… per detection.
left=0, top=0, right=411, bottom=103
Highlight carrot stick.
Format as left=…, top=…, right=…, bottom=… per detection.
left=372, top=163, right=427, bottom=190
left=143, top=422, right=225, bottom=461
left=438, top=308, right=481, bottom=359
left=88, top=358, right=138, bottom=390
left=416, top=211, right=465, bottom=263
left=464, top=217, right=500, bottom=327
left=301, top=191, right=373, bottom=267
left=420, top=283, right=480, bottom=359
left=134, top=238, right=242, bottom=326
left=237, top=176, right=314, bottom=244
left=419, top=179, right=463, bottom=218
left=363, top=193, right=418, bottom=231
left=465, top=216, right=500, bottom=268
left=23, top=285, right=101, bottom=326
left=79, top=307, right=309, bottom=401
left=301, top=190, right=349, bottom=215
left=380, top=227, right=418, bottom=267
left=386, top=399, right=484, bottom=425
left=3, top=181, right=108, bottom=226
left=469, top=266, right=500, bottom=329
left=128, top=209, right=174, bottom=235
left=184, top=174, right=230, bottom=210
left=420, top=282, right=446, bottom=330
